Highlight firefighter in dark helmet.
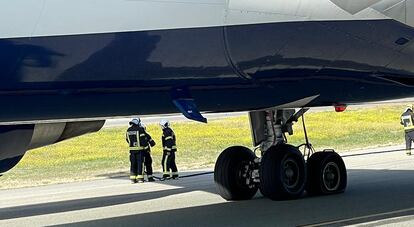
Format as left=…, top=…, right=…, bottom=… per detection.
left=160, top=120, right=179, bottom=179
left=401, top=105, right=414, bottom=155
left=126, top=118, right=156, bottom=183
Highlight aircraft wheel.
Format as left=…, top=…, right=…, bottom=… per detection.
left=214, top=146, right=258, bottom=200
left=259, top=144, right=306, bottom=200
left=307, top=151, right=347, bottom=195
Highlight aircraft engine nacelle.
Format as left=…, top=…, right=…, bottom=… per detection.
left=0, top=121, right=105, bottom=174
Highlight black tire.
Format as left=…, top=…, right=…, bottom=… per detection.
left=214, top=146, right=258, bottom=200
left=259, top=144, right=306, bottom=200
left=307, top=151, right=347, bottom=195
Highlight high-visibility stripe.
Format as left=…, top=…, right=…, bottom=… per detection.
left=147, top=175, right=153, bottom=178
left=140, top=134, right=146, bottom=137
left=130, top=147, right=146, bottom=151
left=163, top=146, right=176, bottom=150
left=130, top=175, right=137, bottom=180
left=135, top=133, right=140, bottom=148
left=137, top=175, right=144, bottom=179
left=405, top=126, right=414, bottom=131
left=165, top=136, right=173, bottom=140
left=163, top=172, right=170, bottom=175
left=163, top=154, right=169, bottom=172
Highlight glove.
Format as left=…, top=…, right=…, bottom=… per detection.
left=149, top=140, right=156, bottom=147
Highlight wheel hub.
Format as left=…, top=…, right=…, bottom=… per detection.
left=282, top=158, right=300, bottom=189
left=322, top=162, right=340, bottom=191
left=238, top=161, right=257, bottom=189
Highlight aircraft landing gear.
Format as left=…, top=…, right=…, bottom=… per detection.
left=214, top=146, right=259, bottom=200
left=214, top=108, right=347, bottom=201
left=260, top=144, right=306, bottom=200
left=306, top=150, right=347, bottom=195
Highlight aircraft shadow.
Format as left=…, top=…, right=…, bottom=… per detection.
left=58, top=169, right=414, bottom=227
left=2, top=169, right=414, bottom=226
left=0, top=170, right=215, bottom=220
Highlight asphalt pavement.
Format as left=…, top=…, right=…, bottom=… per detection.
left=2, top=145, right=414, bottom=226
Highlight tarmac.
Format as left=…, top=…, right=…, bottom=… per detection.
left=2, top=145, right=414, bottom=226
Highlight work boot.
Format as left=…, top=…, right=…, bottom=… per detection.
left=137, top=178, right=145, bottom=183
left=407, top=151, right=412, bottom=156
left=148, top=177, right=155, bottom=182
left=130, top=176, right=137, bottom=184
left=162, top=174, right=170, bottom=180
left=172, top=175, right=179, bottom=180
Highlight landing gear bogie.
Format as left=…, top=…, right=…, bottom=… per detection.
left=214, top=108, right=348, bottom=201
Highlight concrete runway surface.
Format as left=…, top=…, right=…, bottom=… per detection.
left=3, top=146, right=414, bottom=226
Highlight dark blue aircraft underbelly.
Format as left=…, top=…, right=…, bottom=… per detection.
left=1, top=19, right=414, bottom=122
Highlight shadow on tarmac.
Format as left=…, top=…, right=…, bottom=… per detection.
left=3, top=169, right=414, bottom=226
left=0, top=174, right=215, bottom=220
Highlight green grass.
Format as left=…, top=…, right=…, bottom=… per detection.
left=0, top=104, right=407, bottom=189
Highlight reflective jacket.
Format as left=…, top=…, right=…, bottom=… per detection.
left=401, top=109, right=414, bottom=132
left=126, top=125, right=155, bottom=151
left=162, top=128, right=177, bottom=152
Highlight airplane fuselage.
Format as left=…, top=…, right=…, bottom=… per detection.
left=2, top=0, right=414, bottom=173
left=1, top=0, right=414, bottom=123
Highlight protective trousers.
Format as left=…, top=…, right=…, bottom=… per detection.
left=161, top=152, right=178, bottom=178
left=143, top=150, right=153, bottom=177
left=130, top=151, right=145, bottom=181
left=405, top=131, right=414, bottom=154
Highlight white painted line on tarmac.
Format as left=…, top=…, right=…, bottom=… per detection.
left=301, top=207, right=414, bottom=227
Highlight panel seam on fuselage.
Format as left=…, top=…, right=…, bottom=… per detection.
left=222, top=26, right=252, bottom=81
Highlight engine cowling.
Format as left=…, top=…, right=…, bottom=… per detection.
left=0, top=120, right=105, bottom=174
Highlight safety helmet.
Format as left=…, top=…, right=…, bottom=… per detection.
left=159, top=119, right=170, bottom=129
left=129, top=118, right=141, bottom=126
left=406, top=105, right=414, bottom=112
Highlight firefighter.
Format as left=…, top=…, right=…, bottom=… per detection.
left=401, top=105, right=414, bottom=155
left=160, top=120, right=179, bottom=179
left=142, top=123, right=156, bottom=182
left=126, top=118, right=155, bottom=183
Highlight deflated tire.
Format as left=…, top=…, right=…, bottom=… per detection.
left=214, top=146, right=258, bottom=201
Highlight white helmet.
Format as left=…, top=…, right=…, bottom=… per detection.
left=129, top=118, right=141, bottom=126
left=159, top=119, right=170, bottom=129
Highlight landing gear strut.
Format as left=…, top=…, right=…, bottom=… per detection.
left=214, top=108, right=347, bottom=201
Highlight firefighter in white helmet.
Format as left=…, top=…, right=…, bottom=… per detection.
left=160, top=120, right=179, bottom=179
